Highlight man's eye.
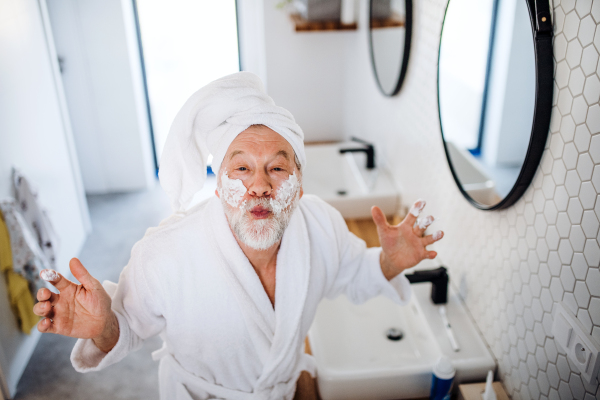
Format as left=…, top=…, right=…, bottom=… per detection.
left=273, top=167, right=283, bottom=172
left=238, top=167, right=247, bottom=171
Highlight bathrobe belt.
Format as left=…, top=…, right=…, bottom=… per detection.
left=152, top=343, right=316, bottom=400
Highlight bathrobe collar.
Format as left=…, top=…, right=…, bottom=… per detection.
left=208, top=196, right=311, bottom=396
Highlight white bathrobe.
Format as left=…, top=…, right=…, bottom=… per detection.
left=71, top=195, right=411, bottom=400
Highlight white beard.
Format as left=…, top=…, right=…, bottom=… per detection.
left=221, top=195, right=300, bottom=251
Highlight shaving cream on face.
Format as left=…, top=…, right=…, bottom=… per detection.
left=269, top=171, right=301, bottom=215
left=219, top=170, right=247, bottom=208
left=41, top=269, right=60, bottom=282
left=410, top=199, right=426, bottom=217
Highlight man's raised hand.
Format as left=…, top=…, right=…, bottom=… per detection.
left=33, top=258, right=119, bottom=353
left=372, top=199, right=444, bottom=280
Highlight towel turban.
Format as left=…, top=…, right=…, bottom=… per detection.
left=158, top=72, right=306, bottom=213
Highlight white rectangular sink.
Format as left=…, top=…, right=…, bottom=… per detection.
left=303, top=143, right=400, bottom=219
left=308, top=268, right=496, bottom=400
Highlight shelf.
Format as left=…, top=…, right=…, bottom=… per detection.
left=371, top=12, right=405, bottom=29
left=290, top=14, right=357, bottom=32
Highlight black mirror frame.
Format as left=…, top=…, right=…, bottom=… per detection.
left=369, top=0, right=413, bottom=97
left=437, top=0, right=554, bottom=211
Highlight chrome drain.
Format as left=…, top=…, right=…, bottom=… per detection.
left=386, top=327, right=404, bottom=341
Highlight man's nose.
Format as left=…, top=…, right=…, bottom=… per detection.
left=247, top=170, right=272, bottom=197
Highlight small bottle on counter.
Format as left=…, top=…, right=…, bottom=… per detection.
left=430, top=356, right=455, bottom=400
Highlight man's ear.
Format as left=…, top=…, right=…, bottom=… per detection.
left=215, top=189, right=220, bottom=198
left=299, top=187, right=303, bottom=199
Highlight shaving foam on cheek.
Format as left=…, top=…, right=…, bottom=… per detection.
left=269, top=171, right=300, bottom=215
left=219, top=171, right=247, bottom=208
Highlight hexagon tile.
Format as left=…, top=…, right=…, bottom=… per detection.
left=358, top=0, right=600, bottom=399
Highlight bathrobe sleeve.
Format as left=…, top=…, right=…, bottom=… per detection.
left=71, top=239, right=166, bottom=372
left=323, top=203, right=411, bottom=305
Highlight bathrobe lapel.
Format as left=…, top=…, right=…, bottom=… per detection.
left=255, top=203, right=310, bottom=392
left=209, top=199, right=275, bottom=364
left=208, top=198, right=311, bottom=395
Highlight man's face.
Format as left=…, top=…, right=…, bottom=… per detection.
left=216, top=125, right=303, bottom=250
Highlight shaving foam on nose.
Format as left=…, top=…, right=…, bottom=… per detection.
left=410, top=199, right=426, bottom=217
left=269, top=171, right=300, bottom=215
left=219, top=170, right=247, bottom=207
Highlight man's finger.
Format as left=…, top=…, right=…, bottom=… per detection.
left=70, top=258, right=99, bottom=289
left=371, top=206, right=389, bottom=231
left=404, top=199, right=426, bottom=227
left=422, top=230, right=444, bottom=245
left=427, top=250, right=438, bottom=259
left=33, top=301, right=54, bottom=317
left=414, top=215, right=434, bottom=236
left=36, top=288, right=58, bottom=304
left=40, top=269, right=72, bottom=291
left=37, top=317, right=57, bottom=334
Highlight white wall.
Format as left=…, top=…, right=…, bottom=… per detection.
left=343, top=0, right=600, bottom=398
left=0, top=0, right=90, bottom=395
left=261, top=0, right=351, bottom=142
left=46, top=0, right=156, bottom=194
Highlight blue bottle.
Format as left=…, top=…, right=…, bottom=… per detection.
left=430, top=356, right=455, bottom=400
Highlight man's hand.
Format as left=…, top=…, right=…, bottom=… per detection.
left=33, top=258, right=119, bottom=353
left=372, top=199, right=444, bottom=280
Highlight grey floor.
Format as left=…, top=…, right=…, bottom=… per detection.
left=15, top=181, right=175, bottom=400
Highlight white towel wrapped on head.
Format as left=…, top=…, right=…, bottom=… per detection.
left=158, top=72, right=306, bottom=213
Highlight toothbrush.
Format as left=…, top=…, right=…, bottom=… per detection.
left=439, top=306, right=460, bottom=352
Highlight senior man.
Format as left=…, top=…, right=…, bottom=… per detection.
left=33, top=72, right=443, bottom=400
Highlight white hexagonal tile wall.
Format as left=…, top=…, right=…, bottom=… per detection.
left=572, top=96, right=589, bottom=123
left=587, top=268, right=600, bottom=296
left=581, top=45, right=599, bottom=76
left=567, top=38, right=583, bottom=68
left=581, top=210, right=599, bottom=238
left=571, top=253, right=589, bottom=280
left=560, top=114, right=576, bottom=141
left=578, top=181, right=597, bottom=208
left=589, top=297, right=600, bottom=325
left=592, top=1, right=600, bottom=22
left=574, top=123, right=592, bottom=151
left=584, top=239, right=600, bottom=266
left=583, top=74, right=600, bottom=104
left=564, top=12, right=582, bottom=41
left=587, top=104, right=600, bottom=133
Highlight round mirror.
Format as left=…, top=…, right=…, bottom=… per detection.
left=438, top=0, right=553, bottom=210
left=369, top=0, right=413, bottom=96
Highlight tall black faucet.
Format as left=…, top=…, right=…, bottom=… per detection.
left=339, top=137, right=376, bottom=169
left=405, top=266, right=449, bottom=304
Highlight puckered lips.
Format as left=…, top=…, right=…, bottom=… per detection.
left=250, top=205, right=271, bottom=219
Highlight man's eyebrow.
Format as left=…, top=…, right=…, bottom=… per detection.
left=229, top=150, right=244, bottom=160
left=276, top=150, right=290, bottom=160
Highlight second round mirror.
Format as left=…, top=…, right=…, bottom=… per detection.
left=369, top=0, right=412, bottom=96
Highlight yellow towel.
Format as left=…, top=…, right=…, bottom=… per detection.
left=0, top=211, right=39, bottom=334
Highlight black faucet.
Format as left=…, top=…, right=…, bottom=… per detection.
left=339, top=137, right=376, bottom=169
left=405, top=267, right=449, bottom=304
